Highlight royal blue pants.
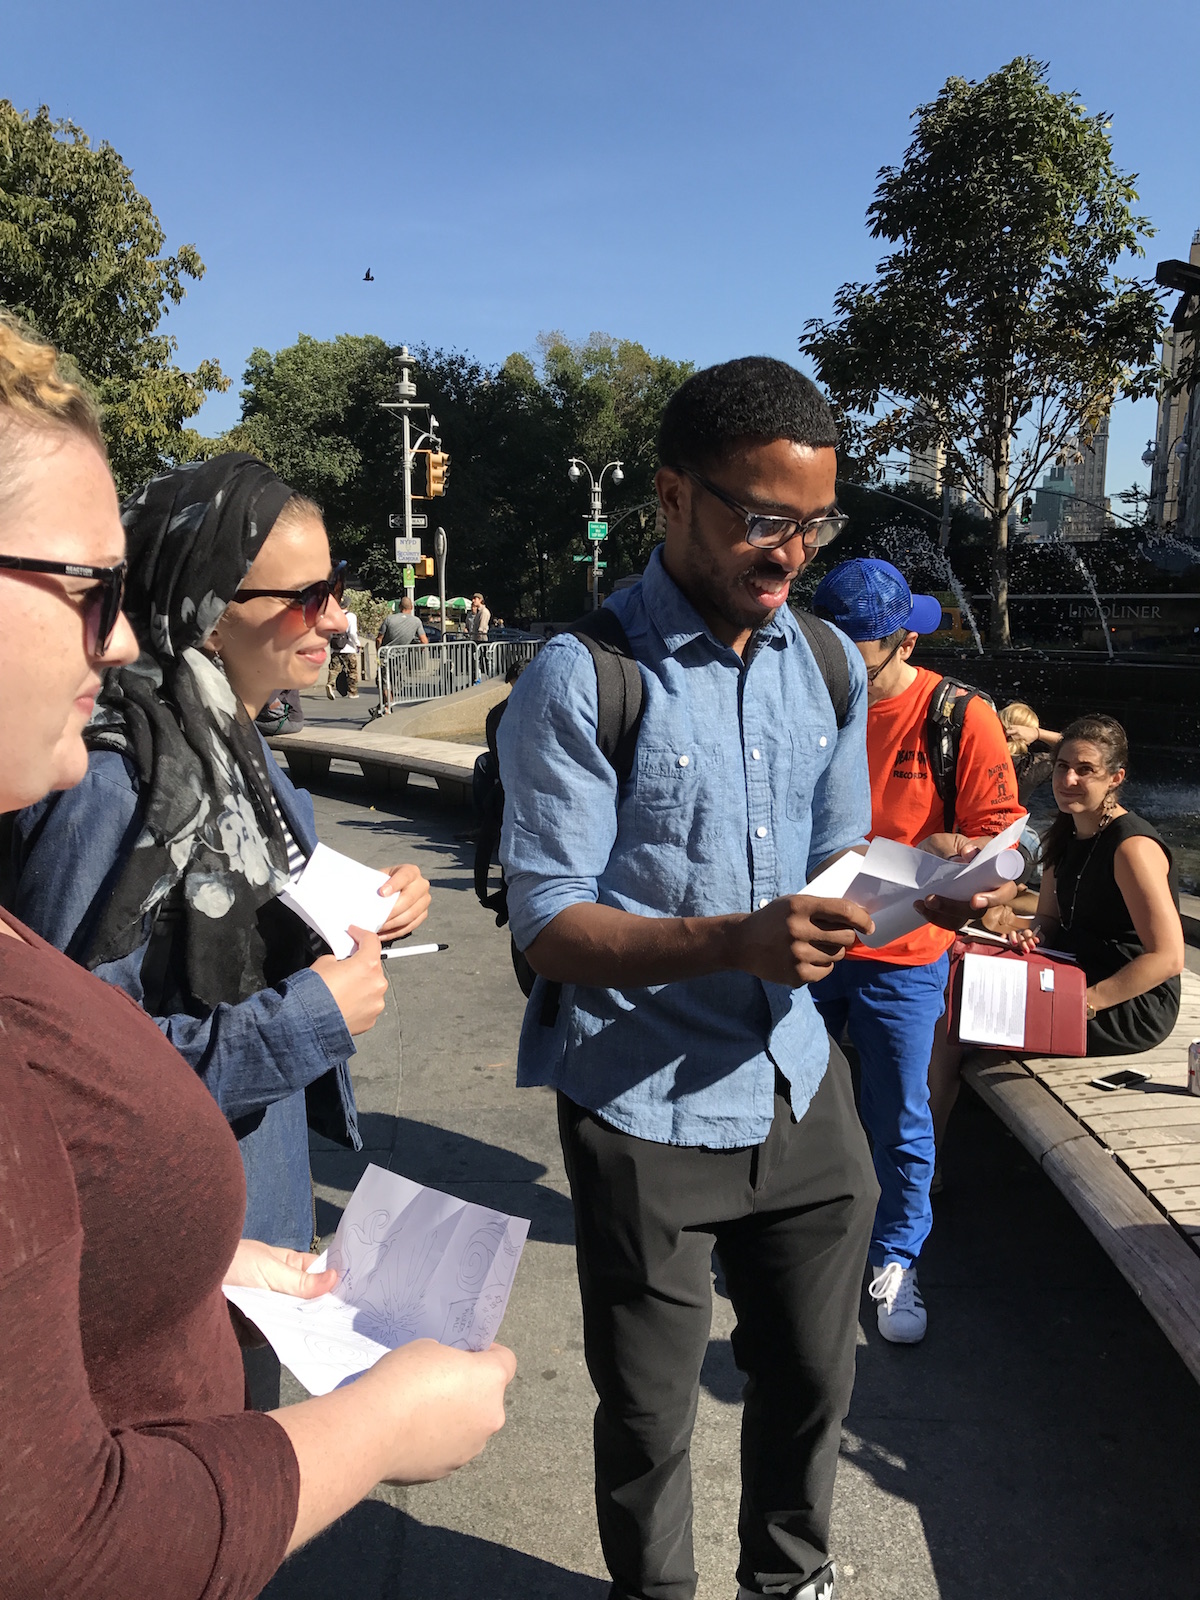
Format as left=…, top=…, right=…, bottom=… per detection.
left=813, top=951, right=949, bottom=1269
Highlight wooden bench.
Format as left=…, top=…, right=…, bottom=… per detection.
left=965, top=967, right=1200, bottom=1383
left=268, top=729, right=482, bottom=804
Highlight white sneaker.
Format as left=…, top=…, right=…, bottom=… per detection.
left=325, top=683, right=336, bottom=700
left=868, top=1261, right=926, bottom=1344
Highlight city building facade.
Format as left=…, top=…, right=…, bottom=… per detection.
left=1149, top=228, right=1200, bottom=538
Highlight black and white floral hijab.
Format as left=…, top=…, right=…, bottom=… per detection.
left=85, top=453, right=302, bottom=1008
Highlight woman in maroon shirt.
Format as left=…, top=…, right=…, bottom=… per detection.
left=0, top=314, right=515, bottom=1598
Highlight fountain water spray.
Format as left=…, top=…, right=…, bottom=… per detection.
left=871, top=525, right=984, bottom=653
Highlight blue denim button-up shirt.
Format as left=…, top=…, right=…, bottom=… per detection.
left=498, top=545, right=870, bottom=1148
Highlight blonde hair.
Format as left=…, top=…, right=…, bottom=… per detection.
left=274, top=492, right=325, bottom=531
left=999, top=701, right=1039, bottom=759
left=0, top=311, right=104, bottom=455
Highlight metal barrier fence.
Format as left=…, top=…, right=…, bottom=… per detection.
left=375, top=638, right=544, bottom=711
left=476, top=639, right=544, bottom=681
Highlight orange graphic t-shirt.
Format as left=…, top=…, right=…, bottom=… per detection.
left=847, top=665, right=1022, bottom=967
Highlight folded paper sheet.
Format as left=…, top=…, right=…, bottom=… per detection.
left=280, top=841, right=399, bottom=959
left=224, top=1164, right=530, bottom=1395
left=803, top=813, right=1028, bottom=949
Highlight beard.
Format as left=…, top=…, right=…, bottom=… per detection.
left=677, top=506, right=797, bottom=634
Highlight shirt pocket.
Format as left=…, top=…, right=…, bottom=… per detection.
left=634, top=742, right=727, bottom=843
left=786, top=728, right=827, bottom=820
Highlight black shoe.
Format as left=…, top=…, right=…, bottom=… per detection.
left=737, top=1561, right=836, bottom=1600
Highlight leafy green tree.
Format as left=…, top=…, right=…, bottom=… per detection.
left=227, top=332, right=400, bottom=556
left=800, top=58, right=1163, bottom=645
left=0, top=101, right=227, bottom=489
left=235, top=331, right=693, bottom=621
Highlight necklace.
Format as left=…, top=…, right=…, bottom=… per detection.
left=1062, top=808, right=1116, bottom=930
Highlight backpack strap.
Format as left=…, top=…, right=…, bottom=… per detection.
left=793, top=611, right=851, bottom=729
left=569, top=607, right=646, bottom=785
left=926, top=676, right=997, bottom=832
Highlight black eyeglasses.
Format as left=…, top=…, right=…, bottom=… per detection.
left=672, top=467, right=849, bottom=551
left=865, top=636, right=907, bottom=682
left=233, top=561, right=348, bottom=626
left=0, top=553, right=128, bottom=654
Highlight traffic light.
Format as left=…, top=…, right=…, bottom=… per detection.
left=1019, top=496, right=1034, bottom=524
left=427, top=451, right=450, bottom=496
left=416, top=555, right=435, bottom=578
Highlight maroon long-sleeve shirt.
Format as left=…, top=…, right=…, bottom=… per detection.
left=0, top=909, right=300, bottom=1598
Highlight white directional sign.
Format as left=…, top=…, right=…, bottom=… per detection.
left=394, top=537, right=423, bottom=562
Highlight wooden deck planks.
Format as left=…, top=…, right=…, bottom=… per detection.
left=964, top=969, right=1200, bottom=1382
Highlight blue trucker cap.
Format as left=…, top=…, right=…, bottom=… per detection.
left=812, top=558, right=943, bottom=642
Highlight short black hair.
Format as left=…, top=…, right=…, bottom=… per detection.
left=658, top=356, right=838, bottom=474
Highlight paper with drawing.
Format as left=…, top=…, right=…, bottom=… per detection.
left=803, top=813, right=1028, bottom=949
left=279, top=842, right=399, bottom=958
left=224, top=1164, right=530, bottom=1395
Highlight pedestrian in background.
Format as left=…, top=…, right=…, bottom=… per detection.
left=327, top=605, right=360, bottom=697
left=377, top=595, right=428, bottom=648
left=468, top=591, right=490, bottom=641
left=0, top=311, right=514, bottom=1600
left=12, top=454, right=430, bottom=1254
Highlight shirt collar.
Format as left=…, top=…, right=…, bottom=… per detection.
left=640, top=544, right=796, bottom=657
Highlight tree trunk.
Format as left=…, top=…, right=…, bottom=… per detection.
left=989, top=431, right=1012, bottom=648
left=989, top=510, right=1010, bottom=648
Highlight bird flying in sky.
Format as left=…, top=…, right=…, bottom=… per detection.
left=363, top=267, right=374, bottom=281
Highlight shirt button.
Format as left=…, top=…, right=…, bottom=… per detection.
left=756, top=826, right=768, bottom=838
left=677, top=754, right=689, bottom=767
left=759, top=898, right=769, bottom=908
left=751, top=749, right=761, bottom=760
left=819, top=736, right=828, bottom=748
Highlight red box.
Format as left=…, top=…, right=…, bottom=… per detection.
left=946, top=938, right=1088, bottom=1056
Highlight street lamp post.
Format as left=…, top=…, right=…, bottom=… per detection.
left=379, top=346, right=441, bottom=602
left=568, top=457, right=624, bottom=609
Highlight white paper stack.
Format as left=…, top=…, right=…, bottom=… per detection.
left=280, top=842, right=399, bottom=958
left=803, top=813, right=1029, bottom=949
left=224, top=1164, right=530, bottom=1395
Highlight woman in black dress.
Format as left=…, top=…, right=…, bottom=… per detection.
left=1010, top=714, right=1184, bottom=1054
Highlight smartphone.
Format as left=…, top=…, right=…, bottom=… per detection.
left=1089, top=1069, right=1149, bottom=1091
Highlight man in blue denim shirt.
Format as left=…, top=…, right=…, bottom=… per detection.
left=499, top=360, right=879, bottom=1600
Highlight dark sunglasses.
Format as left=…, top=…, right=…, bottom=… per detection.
left=233, top=561, right=348, bottom=627
left=0, top=553, right=128, bottom=655
left=672, top=467, right=849, bottom=551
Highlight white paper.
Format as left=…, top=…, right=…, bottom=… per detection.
left=803, top=814, right=1029, bottom=949
left=279, top=842, right=399, bottom=959
left=224, top=1164, right=530, bottom=1395
left=1039, top=967, right=1055, bottom=993
left=957, top=952, right=1027, bottom=1048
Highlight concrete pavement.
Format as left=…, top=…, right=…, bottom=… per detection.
left=262, top=745, right=1200, bottom=1600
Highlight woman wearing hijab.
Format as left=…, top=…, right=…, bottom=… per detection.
left=12, top=452, right=431, bottom=1251
left=0, top=306, right=511, bottom=1600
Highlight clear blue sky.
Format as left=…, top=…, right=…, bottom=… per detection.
left=8, top=0, right=1199, bottom=499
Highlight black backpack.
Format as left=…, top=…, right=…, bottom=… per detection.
left=925, top=676, right=997, bottom=832
left=473, top=606, right=851, bottom=1000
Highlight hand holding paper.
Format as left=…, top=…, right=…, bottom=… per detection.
left=803, top=814, right=1028, bottom=950
left=281, top=842, right=400, bottom=959
left=224, top=1164, right=530, bottom=1396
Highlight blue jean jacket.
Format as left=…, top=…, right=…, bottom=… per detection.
left=12, top=744, right=360, bottom=1250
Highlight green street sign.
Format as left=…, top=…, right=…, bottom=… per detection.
left=402, top=564, right=415, bottom=586
left=588, top=520, right=608, bottom=541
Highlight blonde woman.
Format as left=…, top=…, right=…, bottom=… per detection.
left=0, top=316, right=513, bottom=1595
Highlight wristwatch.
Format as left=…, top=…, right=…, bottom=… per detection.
left=1085, top=1000, right=1097, bottom=1020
